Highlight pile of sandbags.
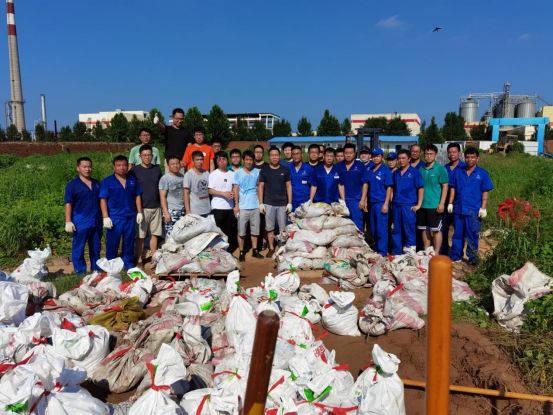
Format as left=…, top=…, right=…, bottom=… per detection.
left=153, top=214, right=238, bottom=276
left=275, top=202, right=380, bottom=288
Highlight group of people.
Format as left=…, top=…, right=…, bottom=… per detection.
left=64, top=107, right=494, bottom=275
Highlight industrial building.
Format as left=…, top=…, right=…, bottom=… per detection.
left=78, top=110, right=149, bottom=129
left=459, top=83, right=550, bottom=154
left=350, top=113, right=421, bottom=136
left=202, top=112, right=281, bottom=134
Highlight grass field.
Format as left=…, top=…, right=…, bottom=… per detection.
left=1, top=150, right=553, bottom=392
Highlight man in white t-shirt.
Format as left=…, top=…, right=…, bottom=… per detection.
left=208, top=151, right=237, bottom=252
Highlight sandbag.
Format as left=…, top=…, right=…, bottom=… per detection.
left=331, top=235, right=367, bottom=248
left=321, top=291, right=361, bottom=336
left=293, top=202, right=333, bottom=219
left=11, top=247, right=51, bottom=281
left=87, top=297, right=145, bottom=331
left=225, top=295, right=256, bottom=353
left=0, top=281, right=29, bottom=326
left=296, top=217, right=327, bottom=233
left=169, top=215, right=222, bottom=244
left=298, top=283, right=329, bottom=306
left=351, top=344, right=406, bottom=415
left=292, top=229, right=337, bottom=247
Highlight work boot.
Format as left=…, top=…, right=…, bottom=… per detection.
left=252, top=249, right=263, bottom=259
left=266, top=248, right=275, bottom=258
left=239, top=251, right=246, bottom=262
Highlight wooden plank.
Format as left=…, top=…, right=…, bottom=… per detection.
left=296, top=269, right=325, bottom=279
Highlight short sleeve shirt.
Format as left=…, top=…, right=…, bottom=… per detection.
left=209, top=169, right=235, bottom=210
left=164, top=126, right=191, bottom=159
left=234, top=167, right=260, bottom=209
left=336, top=160, right=365, bottom=201
left=128, top=145, right=160, bottom=166
left=259, top=164, right=291, bottom=206
left=159, top=173, right=185, bottom=211
left=392, top=166, right=423, bottom=206
left=310, top=164, right=340, bottom=204
left=130, top=164, right=162, bottom=209
left=451, top=165, right=494, bottom=215
left=420, top=163, right=449, bottom=209
left=363, top=164, right=393, bottom=203
left=288, top=162, right=314, bottom=206
left=99, top=174, right=142, bottom=219
left=64, top=177, right=101, bottom=228
left=183, top=144, right=215, bottom=171
left=183, top=169, right=211, bottom=215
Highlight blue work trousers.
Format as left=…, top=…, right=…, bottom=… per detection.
left=345, top=199, right=363, bottom=231
left=391, top=205, right=417, bottom=255
left=369, top=202, right=389, bottom=256
left=450, top=213, right=481, bottom=263
left=72, top=225, right=102, bottom=275
left=106, top=216, right=136, bottom=269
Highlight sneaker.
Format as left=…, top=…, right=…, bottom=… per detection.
left=252, top=249, right=263, bottom=259
left=266, top=249, right=275, bottom=258
left=239, top=251, right=246, bottom=262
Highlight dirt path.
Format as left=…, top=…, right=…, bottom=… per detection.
left=47, top=251, right=548, bottom=414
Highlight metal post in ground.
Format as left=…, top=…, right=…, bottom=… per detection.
left=426, top=255, right=452, bottom=414
left=242, top=310, right=280, bottom=415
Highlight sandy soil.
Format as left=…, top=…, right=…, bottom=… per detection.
left=47, top=249, right=548, bottom=414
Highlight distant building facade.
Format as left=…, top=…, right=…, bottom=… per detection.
left=202, top=112, right=281, bottom=134
left=78, top=109, right=148, bottom=129
left=350, top=113, right=421, bottom=136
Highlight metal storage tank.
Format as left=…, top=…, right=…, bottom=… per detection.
left=494, top=100, right=515, bottom=118
left=515, top=100, right=536, bottom=118
left=459, top=99, right=478, bottom=123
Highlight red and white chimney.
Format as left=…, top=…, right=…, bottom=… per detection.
left=6, top=0, right=25, bottom=132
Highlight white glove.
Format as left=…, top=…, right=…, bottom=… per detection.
left=259, top=204, right=266, bottom=214
left=339, top=199, right=347, bottom=208
left=136, top=212, right=144, bottom=224
left=103, top=217, right=113, bottom=229
left=286, top=203, right=292, bottom=213
left=64, top=222, right=76, bottom=233
left=447, top=204, right=453, bottom=214
left=478, top=208, right=487, bottom=219
left=153, top=114, right=159, bottom=124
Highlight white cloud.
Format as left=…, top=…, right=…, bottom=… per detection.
left=376, top=15, right=404, bottom=29
left=517, top=33, right=533, bottom=42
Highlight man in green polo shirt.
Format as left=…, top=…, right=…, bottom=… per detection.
left=417, top=144, right=449, bottom=253
left=128, top=128, right=161, bottom=168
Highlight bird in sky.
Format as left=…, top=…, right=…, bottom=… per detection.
left=432, top=26, right=443, bottom=32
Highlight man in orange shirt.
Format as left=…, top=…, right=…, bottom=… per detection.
left=182, top=127, right=215, bottom=172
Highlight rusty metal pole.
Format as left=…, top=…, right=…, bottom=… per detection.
left=243, top=310, right=280, bottom=415
left=426, top=255, right=452, bottom=415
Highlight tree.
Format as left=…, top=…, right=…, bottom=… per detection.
left=231, top=117, right=251, bottom=141
left=272, top=119, right=292, bottom=137
left=183, top=106, right=205, bottom=134
left=0, top=127, right=6, bottom=142
left=127, top=115, right=143, bottom=142
left=341, top=118, right=351, bottom=135
left=545, top=125, right=553, bottom=141
left=107, top=113, right=130, bottom=142
left=206, top=105, right=231, bottom=146
left=297, top=116, right=312, bottom=136
left=363, top=116, right=388, bottom=131
left=59, top=125, right=74, bottom=142
left=317, top=109, right=341, bottom=136
left=6, top=125, right=21, bottom=141
left=92, top=121, right=106, bottom=142
left=469, top=124, right=487, bottom=141
left=35, top=124, right=47, bottom=141
left=384, top=116, right=411, bottom=136
left=250, top=120, right=271, bottom=141
left=442, top=112, right=467, bottom=141
left=21, top=130, right=32, bottom=142
left=73, top=121, right=89, bottom=141
left=420, top=116, right=442, bottom=146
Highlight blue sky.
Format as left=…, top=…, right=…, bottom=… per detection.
left=1, top=0, right=551, bottom=130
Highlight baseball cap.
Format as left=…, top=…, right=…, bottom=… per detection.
left=359, top=146, right=371, bottom=154
left=371, top=147, right=384, bottom=156
left=386, top=152, right=397, bottom=160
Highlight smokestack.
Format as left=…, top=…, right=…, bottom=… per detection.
left=40, top=94, right=46, bottom=129
left=6, top=0, right=25, bottom=132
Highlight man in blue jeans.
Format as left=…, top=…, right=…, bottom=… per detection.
left=100, top=155, right=143, bottom=269
left=448, top=147, right=494, bottom=265
left=64, top=157, right=102, bottom=275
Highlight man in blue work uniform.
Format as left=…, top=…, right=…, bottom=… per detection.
left=448, top=147, right=494, bottom=265
left=337, top=143, right=368, bottom=231
left=363, top=148, right=393, bottom=256
left=100, top=155, right=143, bottom=269
left=309, top=148, right=340, bottom=204
left=391, top=149, right=424, bottom=255
left=441, top=142, right=466, bottom=255
left=64, top=157, right=102, bottom=275
left=288, top=145, right=314, bottom=211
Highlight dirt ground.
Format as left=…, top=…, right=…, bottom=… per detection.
left=46, top=249, right=549, bottom=414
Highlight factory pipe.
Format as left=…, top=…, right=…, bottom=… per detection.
left=6, top=0, right=25, bottom=132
